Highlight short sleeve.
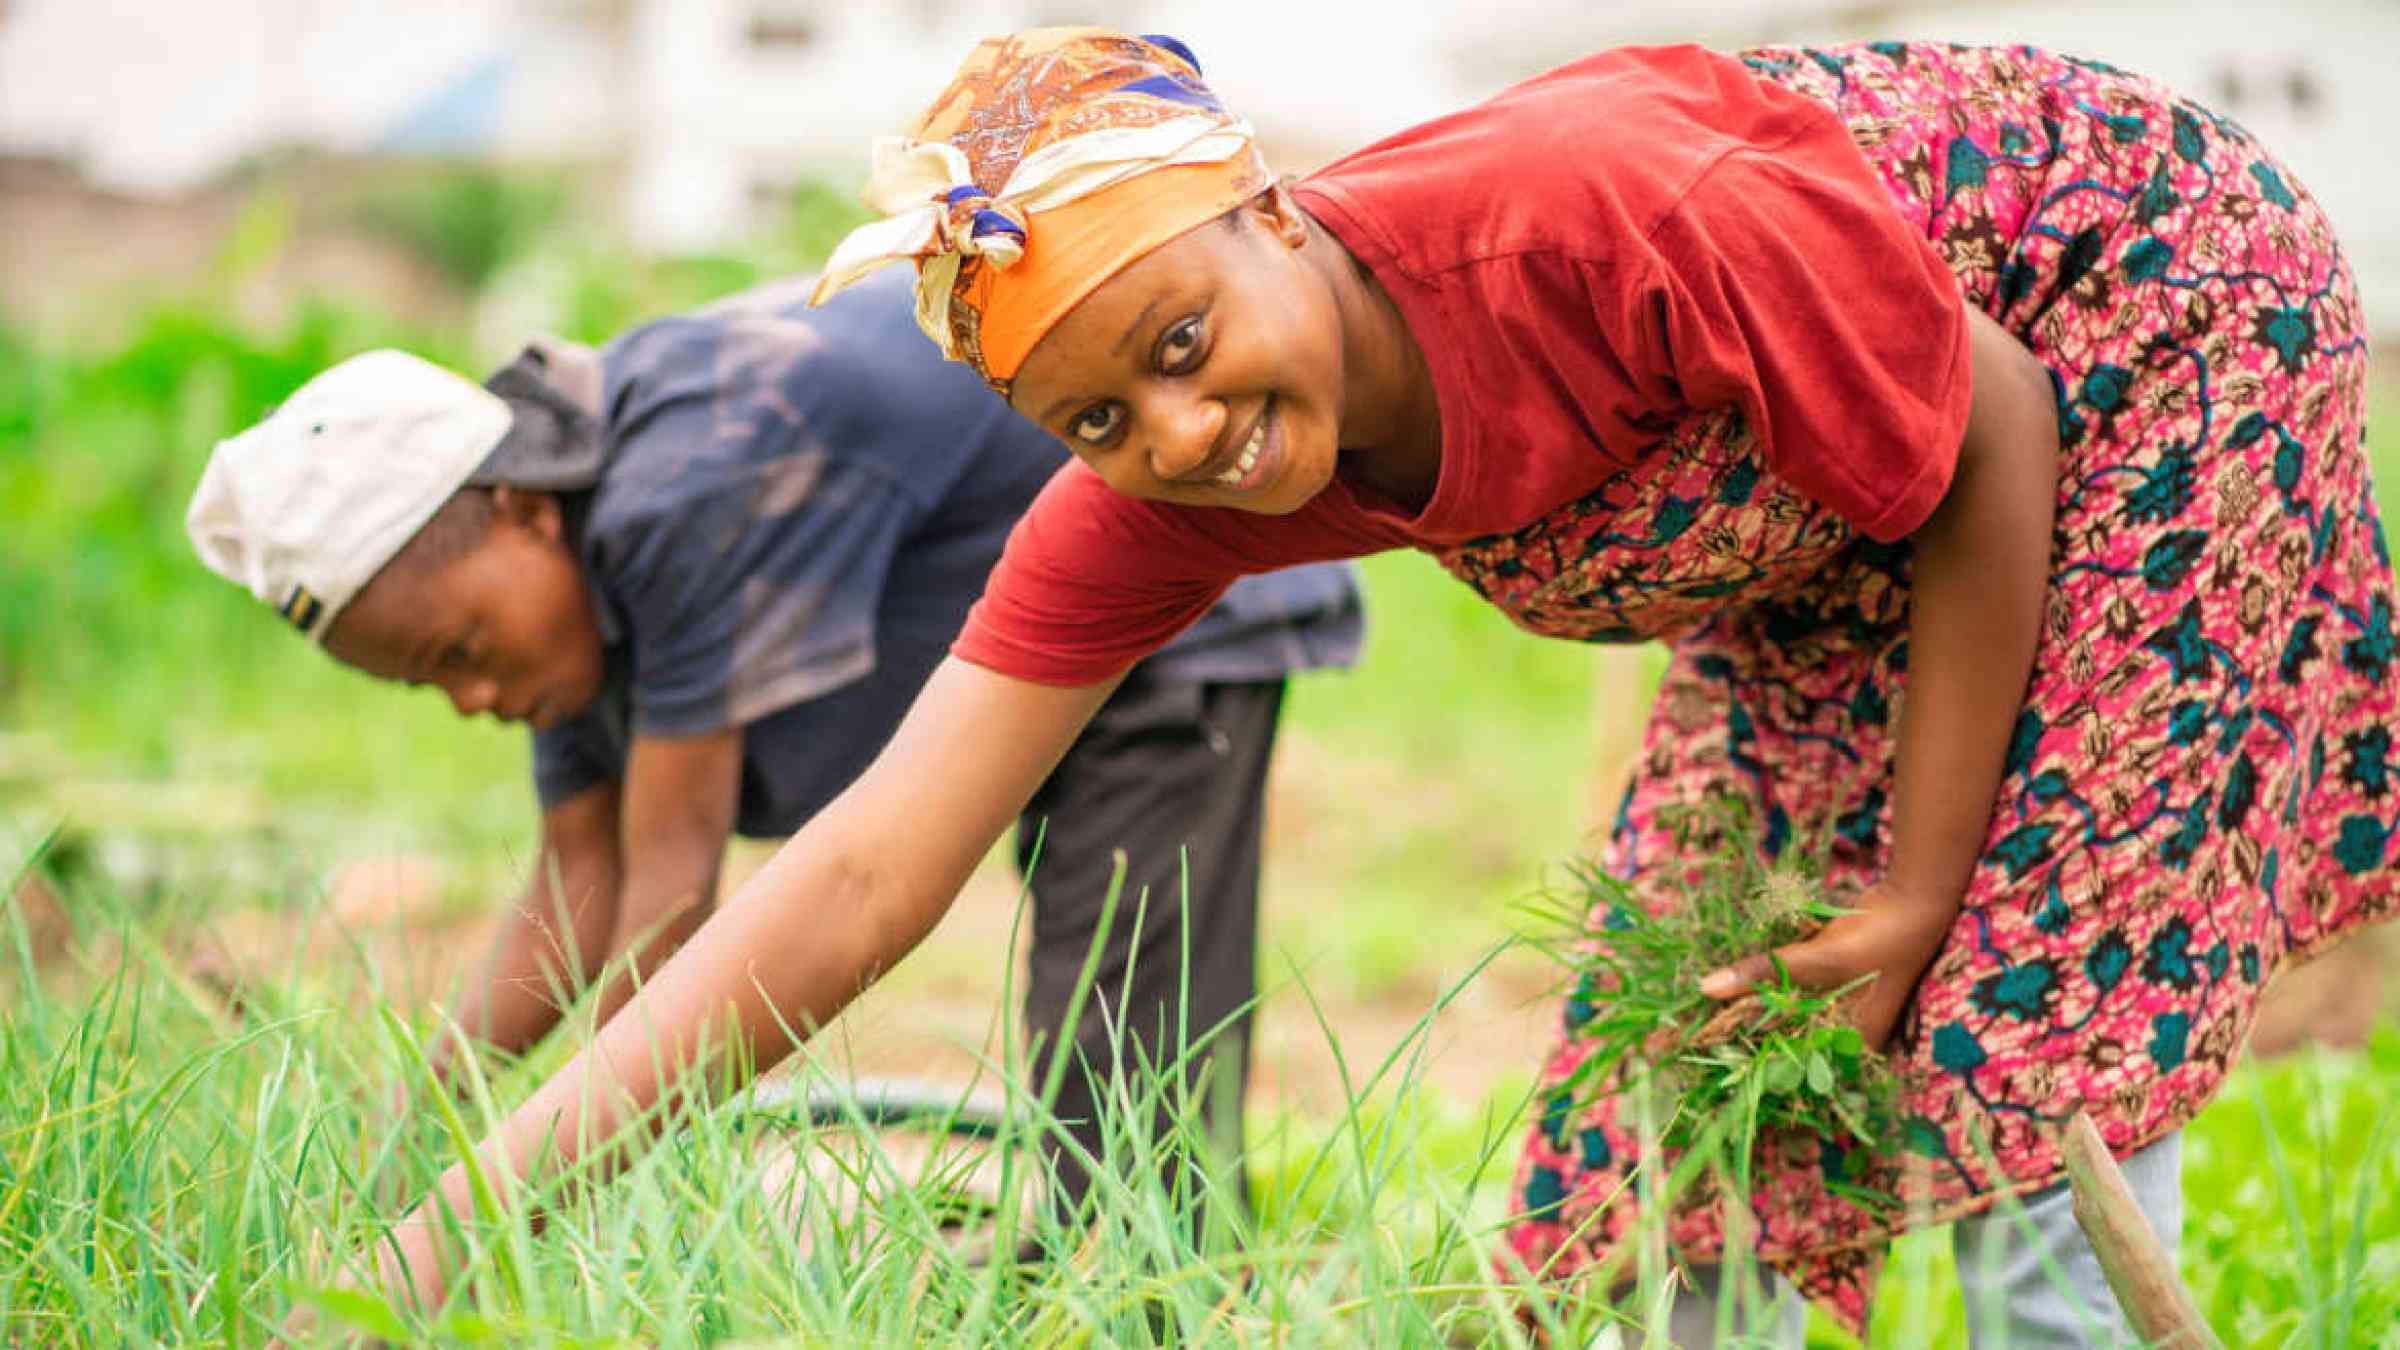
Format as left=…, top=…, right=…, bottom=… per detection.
left=953, top=464, right=1387, bottom=686
left=601, top=453, right=916, bottom=737
left=1647, top=138, right=1973, bottom=542
left=532, top=680, right=630, bottom=806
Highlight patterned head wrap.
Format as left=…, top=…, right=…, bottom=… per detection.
left=809, top=28, right=1271, bottom=397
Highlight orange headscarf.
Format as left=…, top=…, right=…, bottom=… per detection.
left=810, top=28, right=1270, bottom=396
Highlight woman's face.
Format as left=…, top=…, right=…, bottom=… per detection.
left=1008, top=187, right=1348, bottom=516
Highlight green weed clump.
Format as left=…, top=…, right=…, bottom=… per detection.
left=1531, top=801, right=1901, bottom=1208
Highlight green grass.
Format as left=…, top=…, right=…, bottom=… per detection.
left=1, top=857, right=2396, bottom=1345
left=0, top=868, right=1577, bottom=1346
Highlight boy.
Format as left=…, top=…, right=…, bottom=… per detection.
left=185, top=270, right=1362, bottom=1217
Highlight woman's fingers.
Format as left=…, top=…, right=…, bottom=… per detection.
left=1700, top=947, right=1798, bottom=999
left=1699, top=928, right=1869, bottom=1000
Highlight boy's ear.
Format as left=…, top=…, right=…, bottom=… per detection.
left=490, top=485, right=565, bottom=544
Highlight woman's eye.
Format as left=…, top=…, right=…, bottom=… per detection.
left=1156, top=317, right=1203, bottom=372
left=1069, top=403, right=1125, bottom=445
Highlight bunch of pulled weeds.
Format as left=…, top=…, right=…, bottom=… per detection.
left=1525, top=798, right=1903, bottom=1215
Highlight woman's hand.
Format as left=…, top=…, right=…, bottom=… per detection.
left=293, top=661, right=1111, bottom=1341
left=374, top=1216, right=452, bottom=1321
left=274, top=1218, right=445, bottom=1348
left=1698, top=880, right=1961, bottom=1049
left=1696, top=309, right=2059, bottom=1054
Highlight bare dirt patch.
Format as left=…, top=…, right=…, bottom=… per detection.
left=152, top=832, right=1559, bottom=1130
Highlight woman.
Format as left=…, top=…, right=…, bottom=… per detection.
left=374, top=29, right=2388, bottom=1339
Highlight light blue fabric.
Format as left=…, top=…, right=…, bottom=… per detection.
left=1661, top=1132, right=2184, bottom=1348
left=1953, top=1132, right=2184, bottom=1349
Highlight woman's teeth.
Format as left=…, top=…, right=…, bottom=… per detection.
left=1216, top=416, right=1266, bottom=487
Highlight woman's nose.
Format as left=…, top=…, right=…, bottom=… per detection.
left=1139, top=391, right=1227, bottom=483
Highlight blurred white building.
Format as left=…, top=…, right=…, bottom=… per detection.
left=2, top=0, right=2395, bottom=328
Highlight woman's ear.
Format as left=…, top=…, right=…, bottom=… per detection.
left=1250, top=181, right=1311, bottom=250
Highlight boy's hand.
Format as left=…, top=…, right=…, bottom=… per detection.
left=1697, top=880, right=1961, bottom=1050
left=186, top=937, right=255, bottom=1019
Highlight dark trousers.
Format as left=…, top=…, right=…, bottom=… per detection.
left=1014, top=671, right=1283, bottom=1231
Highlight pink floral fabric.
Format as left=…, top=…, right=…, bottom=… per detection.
left=1483, top=43, right=2390, bottom=1331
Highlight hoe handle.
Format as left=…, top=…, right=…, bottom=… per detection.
left=2061, top=1111, right=2220, bottom=1349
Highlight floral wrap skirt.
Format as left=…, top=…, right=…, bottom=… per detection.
left=1464, top=43, right=2389, bottom=1329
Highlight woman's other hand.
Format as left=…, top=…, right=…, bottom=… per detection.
left=1698, top=879, right=1960, bottom=1049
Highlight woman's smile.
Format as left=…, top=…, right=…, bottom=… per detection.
left=1193, top=395, right=1278, bottom=496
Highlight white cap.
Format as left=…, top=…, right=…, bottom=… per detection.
left=186, top=350, right=512, bottom=643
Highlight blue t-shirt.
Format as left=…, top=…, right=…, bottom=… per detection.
left=530, top=271, right=1363, bottom=838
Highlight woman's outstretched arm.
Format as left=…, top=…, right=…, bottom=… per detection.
left=376, top=657, right=1118, bottom=1311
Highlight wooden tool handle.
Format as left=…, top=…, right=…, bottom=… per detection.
left=2060, top=1111, right=2220, bottom=1349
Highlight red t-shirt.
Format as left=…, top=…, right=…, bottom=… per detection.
left=956, top=44, right=1972, bottom=687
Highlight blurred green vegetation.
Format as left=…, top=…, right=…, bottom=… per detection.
left=345, top=162, right=572, bottom=290
left=0, top=290, right=504, bottom=850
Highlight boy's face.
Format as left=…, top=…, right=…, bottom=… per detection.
left=324, top=488, right=605, bottom=731
left=1008, top=185, right=1348, bottom=517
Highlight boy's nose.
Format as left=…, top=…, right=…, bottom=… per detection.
left=446, top=677, right=500, bottom=718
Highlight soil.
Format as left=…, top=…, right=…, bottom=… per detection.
left=5, top=871, right=72, bottom=966
left=0, top=154, right=471, bottom=340
left=2245, top=926, right=2393, bottom=1056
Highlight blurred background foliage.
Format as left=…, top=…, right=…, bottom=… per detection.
left=0, top=159, right=1605, bottom=993
left=345, top=162, right=572, bottom=291
left=5, top=151, right=2393, bottom=984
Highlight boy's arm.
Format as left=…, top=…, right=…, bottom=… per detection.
left=433, top=784, right=625, bottom=1078
left=583, top=729, right=744, bottom=1030
left=376, top=658, right=1115, bottom=1311
left=426, top=736, right=738, bottom=1091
